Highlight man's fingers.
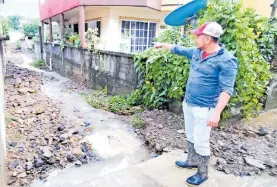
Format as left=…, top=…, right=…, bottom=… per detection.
left=208, top=121, right=218, bottom=128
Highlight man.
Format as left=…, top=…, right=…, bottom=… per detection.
left=154, top=22, right=238, bottom=186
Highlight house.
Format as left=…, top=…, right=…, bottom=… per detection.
left=39, top=0, right=276, bottom=53
left=39, top=0, right=181, bottom=53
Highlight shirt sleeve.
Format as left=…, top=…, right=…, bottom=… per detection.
left=170, top=45, right=197, bottom=60
left=218, top=58, right=238, bottom=96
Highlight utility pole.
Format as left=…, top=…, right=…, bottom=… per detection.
left=0, top=22, right=7, bottom=187
left=270, top=0, right=277, bottom=19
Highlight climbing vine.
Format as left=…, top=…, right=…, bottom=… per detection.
left=131, top=0, right=275, bottom=119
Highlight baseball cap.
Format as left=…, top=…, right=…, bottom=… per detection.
left=191, top=22, right=224, bottom=38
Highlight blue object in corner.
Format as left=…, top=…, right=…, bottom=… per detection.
left=164, top=0, right=207, bottom=26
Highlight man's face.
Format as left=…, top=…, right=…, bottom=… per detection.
left=194, top=34, right=211, bottom=49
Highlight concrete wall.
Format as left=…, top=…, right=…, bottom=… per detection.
left=243, top=0, right=273, bottom=17
left=43, top=42, right=138, bottom=94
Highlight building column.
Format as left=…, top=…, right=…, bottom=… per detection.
left=49, top=18, right=53, bottom=42
left=60, top=14, right=64, bottom=40
left=79, top=6, right=85, bottom=47
left=0, top=24, right=6, bottom=187
left=41, top=22, right=44, bottom=42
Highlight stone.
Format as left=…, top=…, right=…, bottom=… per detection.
left=150, top=153, right=160, bottom=158
left=39, top=138, right=47, bottom=146
left=75, top=161, right=82, bottom=167
left=28, top=89, right=36, bottom=93
left=67, top=154, right=77, bottom=162
left=7, top=178, right=16, bottom=185
left=57, top=124, right=65, bottom=131
left=8, top=161, right=19, bottom=170
left=163, top=147, right=170, bottom=152
left=155, top=144, right=163, bottom=152
left=257, top=127, right=268, bottom=136
left=72, top=130, right=79, bottom=135
left=39, top=174, right=49, bottom=180
left=25, top=162, right=33, bottom=171
left=9, top=142, right=17, bottom=147
left=268, top=143, right=275, bottom=148
left=17, top=172, right=27, bottom=178
left=41, top=146, right=53, bottom=158
left=72, top=148, right=82, bottom=156
left=177, top=129, right=185, bottom=134
left=46, top=156, right=55, bottom=165
left=84, top=120, right=91, bottom=127
left=216, top=158, right=227, bottom=165
left=224, top=168, right=231, bottom=174
left=34, top=158, right=44, bottom=168
left=79, top=154, right=88, bottom=164
left=12, top=171, right=18, bottom=177
left=264, top=159, right=277, bottom=168
left=269, top=170, right=277, bottom=177
left=244, top=130, right=257, bottom=138
left=265, top=135, right=274, bottom=141
left=157, top=124, right=164, bottom=129
left=244, top=156, right=266, bottom=170
left=217, top=140, right=224, bottom=147
left=20, top=179, right=28, bottom=186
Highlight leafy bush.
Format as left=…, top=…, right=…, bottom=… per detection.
left=15, top=40, right=21, bottom=50
left=85, top=28, right=100, bottom=52
left=23, top=20, right=39, bottom=37
left=1, top=18, right=9, bottom=36
left=7, top=15, right=20, bottom=31
left=83, top=89, right=142, bottom=115
left=132, top=0, right=275, bottom=118
left=32, top=60, right=45, bottom=68
left=131, top=115, right=146, bottom=129
left=69, top=33, right=81, bottom=48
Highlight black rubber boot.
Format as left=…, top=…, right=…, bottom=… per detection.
left=186, top=153, right=210, bottom=186
left=175, top=141, right=197, bottom=169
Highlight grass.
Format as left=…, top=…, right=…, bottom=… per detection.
left=32, top=60, right=46, bottom=68
left=131, top=115, right=146, bottom=129
left=83, top=89, right=143, bottom=115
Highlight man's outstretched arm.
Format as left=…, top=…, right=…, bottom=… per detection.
left=154, top=43, right=196, bottom=60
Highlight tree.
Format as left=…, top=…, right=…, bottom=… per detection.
left=22, top=21, right=39, bottom=37
left=0, top=18, right=9, bottom=36
left=7, top=15, right=21, bottom=31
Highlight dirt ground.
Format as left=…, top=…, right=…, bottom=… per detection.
left=128, top=110, right=277, bottom=177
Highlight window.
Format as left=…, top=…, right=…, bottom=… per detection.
left=85, top=21, right=101, bottom=37
left=121, top=20, right=157, bottom=53
left=73, top=24, right=79, bottom=34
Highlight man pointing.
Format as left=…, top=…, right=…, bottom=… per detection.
left=154, top=22, right=238, bottom=186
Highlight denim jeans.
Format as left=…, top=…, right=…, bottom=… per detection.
left=183, top=100, right=214, bottom=156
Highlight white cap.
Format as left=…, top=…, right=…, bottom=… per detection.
left=191, top=22, right=224, bottom=38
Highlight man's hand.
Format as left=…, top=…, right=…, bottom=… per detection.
left=153, top=43, right=172, bottom=50
left=207, top=112, right=221, bottom=128
left=207, top=92, right=231, bottom=128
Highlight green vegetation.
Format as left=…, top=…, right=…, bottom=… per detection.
left=83, top=88, right=142, bottom=115
left=0, top=17, right=9, bottom=36
left=7, top=15, right=21, bottom=31
left=130, top=0, right=276, bottom=119
left=69, top=33, right=81, bottom=48
left=85, top=28, right=100, bottom=52
left=22, top=20, right=39, bottom=37
left=32, top=60, right=45, bottom=68
left=15, top=40, right=21, bottom=50
left=131, top=115, right=146, bottom=129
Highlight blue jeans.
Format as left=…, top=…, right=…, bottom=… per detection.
left=183, top=101, right=214, bottom=156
